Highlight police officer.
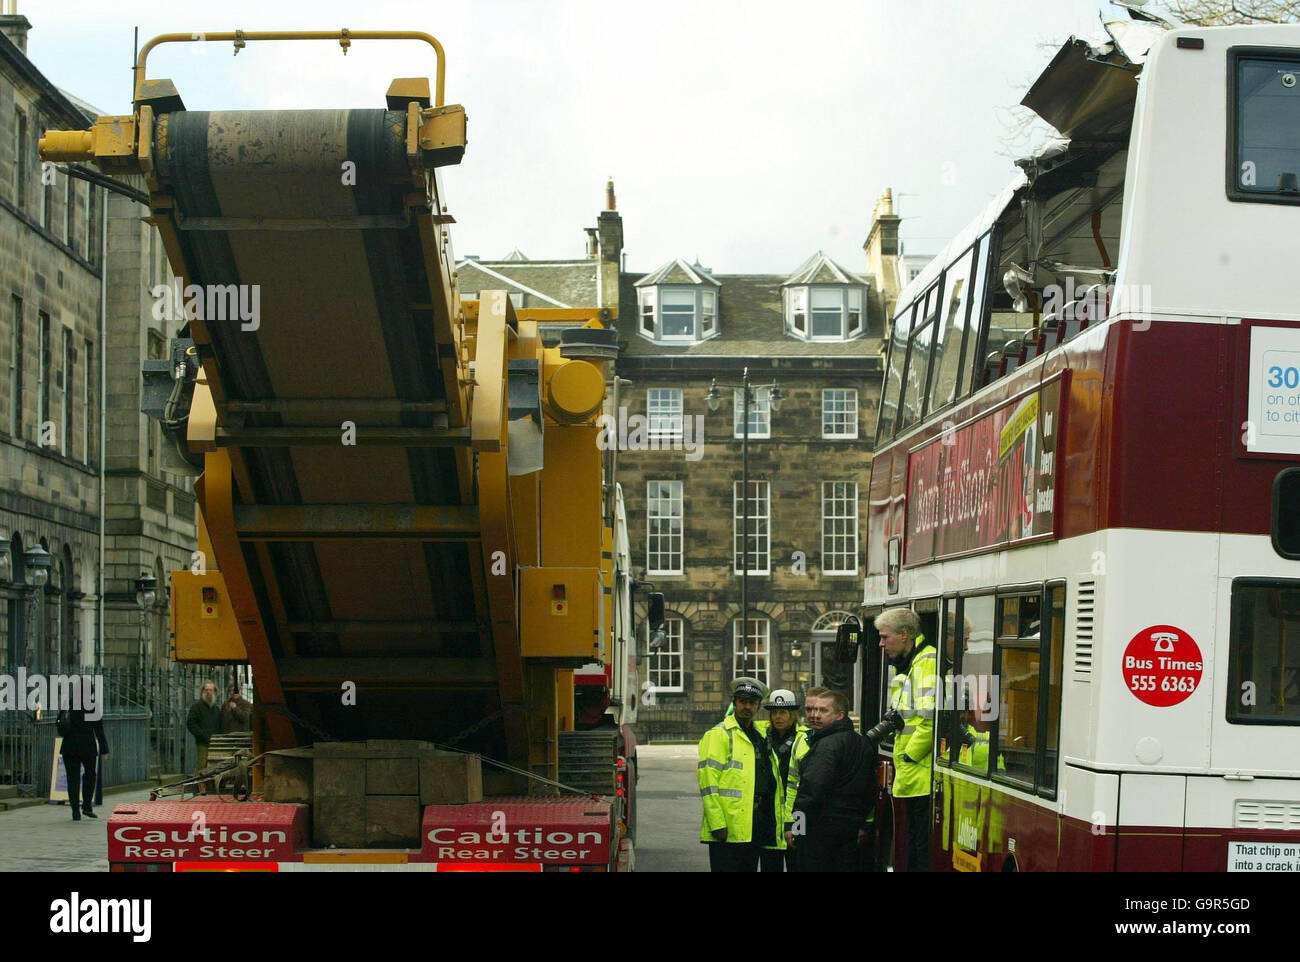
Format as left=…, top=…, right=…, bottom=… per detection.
left=875, top=607, right=936, bottom=872
left=757, top=689, right=806, bottom=872
left=698, top=680, right=782, bottom=872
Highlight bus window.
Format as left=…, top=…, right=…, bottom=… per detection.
left=937, top=596, right=962, bottom=765
left=878, top=302, right=914, bottom=442
left=1227, top=579, right=1300, bottom=724
left=899, top=284, right=940, bottom=431
left=928, top=248, right=975, bottom=415
left=1230, top=53, right=1300, bottom=204
left=955, top=594, right=995, bottom=776
left=1040, top=584, right=1065, bottom=797
left=994, top=593, right=1042, bottom=789
left=962, top=234, right=992, bottom=396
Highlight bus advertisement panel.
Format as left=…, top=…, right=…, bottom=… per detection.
left=905, top=373, right=1065, bottom=565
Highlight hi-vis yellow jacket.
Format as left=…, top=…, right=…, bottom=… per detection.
left=755, top=720, right=808, bottom=851
left=890, top=636, right=937, bottom=798
left=698, top=715, right=783, bottom=845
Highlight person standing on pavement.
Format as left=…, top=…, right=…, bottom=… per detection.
left=57, top=707, right=109, bottom=821
left=787, top=688, right=875, bottom=872
left=757, top=689, right=807, bottom=872
left=220, top=682, right=252, bottom=733
left=187, top=681, right=221, bottom=775
left=698, top=680, right=782, bottom=872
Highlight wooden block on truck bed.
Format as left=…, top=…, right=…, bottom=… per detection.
left=365, top=739, right=434, bottom=753
left=264, top=748, right=313, bottom=804
left=313, top=795, right=367, bottom=848
left=367, top=756, right=419, bottom=795
left=314, top=755, right=366, bottom=799
left=366, top=795, right=421, bottom=847
left=419, top=750, right=483, bottom=805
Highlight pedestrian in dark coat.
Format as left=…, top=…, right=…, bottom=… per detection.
left=57, top=708, right=110, bottom=821
left=220, top=683, right=252, bottom=733
left=787, top=689, right=876, bottom=871
left=187, top=681, right=221, bottom=773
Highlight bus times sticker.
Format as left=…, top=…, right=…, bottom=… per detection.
left=1122, top=625, right=1203, bottom=707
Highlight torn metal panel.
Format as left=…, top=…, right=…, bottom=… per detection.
left=1022, top=36, right=1141, bottom=141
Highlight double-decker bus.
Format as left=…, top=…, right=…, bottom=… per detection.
left=860, top=19, right=1300, bottom=872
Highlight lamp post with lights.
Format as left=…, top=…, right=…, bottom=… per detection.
left=705, top=368, right=783, bottom=678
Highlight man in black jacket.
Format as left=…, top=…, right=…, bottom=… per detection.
left=57, top=708, right=110, bottom=821
left=187, top=681, right=221, bottom=776
left=786, top=688, right=875, bottom=872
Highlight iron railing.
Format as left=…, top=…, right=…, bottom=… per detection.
left=0, top=664, right=239, bottom=796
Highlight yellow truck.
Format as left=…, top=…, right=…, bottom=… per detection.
left=42, top=29, right=647, bottom=871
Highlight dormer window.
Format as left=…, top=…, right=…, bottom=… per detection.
left=660, top=289, right=696, bottom=337
left=635, top=259, right=722, bottom=345
left=782, top=252, right=869, bottom=342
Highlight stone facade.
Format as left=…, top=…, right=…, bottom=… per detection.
left=618, top=282, right=885, bottom=742
left=0, top=15, right=102, bottom=672
left=100, top=177, right=195, bottom=669
left=460, top=182, right=901, bottom=743
left=0, top=14, right=195, bottom=672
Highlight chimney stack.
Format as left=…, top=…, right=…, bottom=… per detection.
left=585, top=227, right=599, bottom=259
left=863, top=187, right=902, bottom=338
left=0, top=8, right=31, bottom=55
left=597, top=179, right=623, bottom=316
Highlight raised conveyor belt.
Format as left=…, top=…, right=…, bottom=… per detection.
left=157, top=105, right=500, bottom=749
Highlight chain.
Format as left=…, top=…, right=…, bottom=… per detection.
left=440, top=709, right=504, bottom=748
left=261, top=702, right=338, bottom=743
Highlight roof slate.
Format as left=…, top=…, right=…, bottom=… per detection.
left=621, top=273, right=880, bottom=357
left=782, top=251, right=868, bottom=286
left=456, top=259, right=600, bottom=307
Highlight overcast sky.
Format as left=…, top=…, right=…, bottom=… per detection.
left=24, top=0, right=1126, bottom=274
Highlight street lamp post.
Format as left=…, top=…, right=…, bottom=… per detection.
left=135, top=572, right=158, bottom=669
left=22, top=544, right=52, bottom=673
left=706, top=368, right=783, bottom=680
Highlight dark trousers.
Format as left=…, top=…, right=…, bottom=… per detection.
left=759, top=848, right=795, bottom=873
left=798, top=818, right=860, bottom=872
left=707, top=841, right=761, bottom=872
left=903, top=794, right=931, bottom=872
left=64, top=754, right=96, bottom=814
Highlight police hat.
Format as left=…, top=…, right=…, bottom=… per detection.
left=764, top=689, right=798, bottom=710
left=731, top=676, right=766, bottom=701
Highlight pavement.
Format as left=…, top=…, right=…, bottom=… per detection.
left=633, top=743, right=709, bottom=873
left=0, top=785, right=161, bottom=872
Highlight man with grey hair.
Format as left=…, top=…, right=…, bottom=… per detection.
left=186, top=681, right=221, bottom=781
left=874, top=607, right=936, bottom=871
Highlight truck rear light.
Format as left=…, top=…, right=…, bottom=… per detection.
left=175, top=861, right=278, bottom=872
left=110, top=863, right=172, bottom=873
left=435, top=862, right=543, bottom=872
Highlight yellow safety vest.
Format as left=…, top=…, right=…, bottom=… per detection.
left=955, top=728, right=1007, bottom=854
left=698, top=715, right=783, bottom=845
left=890, top=637, right=937, bottom=798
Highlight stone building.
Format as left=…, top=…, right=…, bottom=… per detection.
left=0, top=11, right=195, bottom=673
left=459, top=182, right=901, bottom=742
left=618, top=238, right=894, bottom=742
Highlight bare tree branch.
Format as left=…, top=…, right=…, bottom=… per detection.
left=1166, top=0, right=1300, bottom=25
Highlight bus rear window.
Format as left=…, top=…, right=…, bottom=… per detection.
left=1230, top=52, right=1300, bottom=203
left=1228, top=579, right=1300, bottom=724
